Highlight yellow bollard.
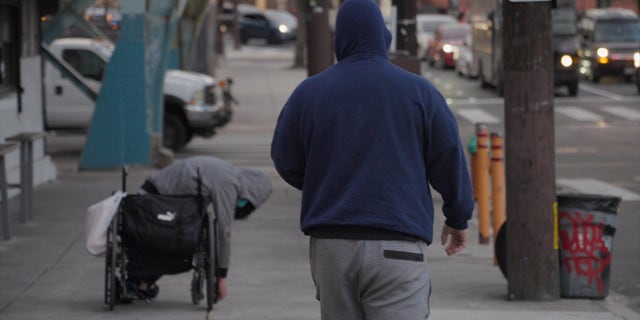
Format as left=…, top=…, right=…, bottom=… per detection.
left=490, top=133, right=506, bottom=263
left=469, top=135, right=479, bottom=201
left=476, top=124, right=491, bottom=244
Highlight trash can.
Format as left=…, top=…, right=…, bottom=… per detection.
left=557, top=193, right=621, bottom=299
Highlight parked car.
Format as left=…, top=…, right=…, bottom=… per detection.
left=83, top=4, right=121, bottom=41
left=634, top=50, right=640, bottom=93
left=43, top=38, right=233, bottom=151
left=416, top=14, right=457, bottom=61
left=264, top=9, right=297, bottom=37
left=220, top=4, right=297, bottom=45
left=454, top=33, right=476, bottom=78
left=578, top=8, right=640, bottom=82
left=427, top=22, right=471, bottom=69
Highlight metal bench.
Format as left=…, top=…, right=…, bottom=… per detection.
left=3, top=132, right=47, bottom=240
left=1, top=142, right=19, bottom=240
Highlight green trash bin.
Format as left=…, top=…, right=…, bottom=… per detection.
left=557, top=193, right=621, bottom=299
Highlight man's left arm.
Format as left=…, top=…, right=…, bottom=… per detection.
left=271, top=101, right=305, bottom=190
left=211, top=191, right=233, bottom=281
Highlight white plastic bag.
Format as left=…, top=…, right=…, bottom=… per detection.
left=85, top=191, right=126, bottom=256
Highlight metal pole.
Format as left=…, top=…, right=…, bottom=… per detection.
left=1, top=155, right=11, bottom=240
left=24, top=141, right=34, bottom=222
left=19, top=142, right=29, bottom=223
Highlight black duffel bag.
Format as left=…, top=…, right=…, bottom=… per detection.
left=122, top=193, right=204, bottom=257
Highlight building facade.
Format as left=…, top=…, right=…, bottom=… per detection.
left=1, top=0, right=57, bottom=200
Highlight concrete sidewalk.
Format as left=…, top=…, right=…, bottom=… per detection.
left=1, top=42, right=638, bottom=320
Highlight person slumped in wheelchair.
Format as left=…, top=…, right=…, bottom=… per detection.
left=126, top=156, right=273, bottom=302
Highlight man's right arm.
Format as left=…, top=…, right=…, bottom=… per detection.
left=441, top=224, right=467, bottom=256
left=424, top=94, right=474, bottom=230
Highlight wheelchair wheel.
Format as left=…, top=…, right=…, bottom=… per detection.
left=190, top=245, right=205, bottom=305
left=205, top=215, right=218, bottom=311
left=104, top=214, right=118, bottom=310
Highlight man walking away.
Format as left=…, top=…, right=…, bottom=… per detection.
left=271, top=0, right=474, bottom=319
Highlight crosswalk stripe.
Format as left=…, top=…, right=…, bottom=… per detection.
left=455, top=108, right=500, bottom=124
left=555, top=106, right=603, bottom=122
left=578, top=83, right=626, bottom=101
left=556, top=178, right=640, bottom=201
left=602, top=106, right=640, bottom=121
left=454, top=106, right=639, bottom=124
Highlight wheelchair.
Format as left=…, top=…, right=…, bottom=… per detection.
left=104, top=167, right=218, bottom=313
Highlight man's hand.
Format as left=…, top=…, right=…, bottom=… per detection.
left=441, top=225, right=467, bottom=256
left=217, top=277, right=228, bottom=301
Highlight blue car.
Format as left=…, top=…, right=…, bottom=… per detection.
left=220, top=5, right=297, bottom=45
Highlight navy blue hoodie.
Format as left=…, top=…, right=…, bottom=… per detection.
left=271, top=0, right=473, bottom=244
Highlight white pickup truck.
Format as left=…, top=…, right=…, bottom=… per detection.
left=43, top=37, right=233, bottom=151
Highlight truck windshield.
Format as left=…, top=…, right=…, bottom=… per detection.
left=441, top=27, right=471, bottom=40
left=593, top=20, right=640, bottom=42
left=552, top=8, right=577, bottom=36
left=93, top=40, right=115, bottom=60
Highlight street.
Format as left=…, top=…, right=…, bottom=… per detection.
left=424, top=62, right=640, bottom=312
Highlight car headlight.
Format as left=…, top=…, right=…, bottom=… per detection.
left=560, top=54, right=573, bottom=68
left=278, top=24, right=289, bottom=33
left=189, top=90, right=205, bottom=107
left=634, top=52, right=640, bottom=68
left=442, top=44, right=453, bottom=53
left=596, top=47, right=609, bottom=64
left=453, top=48, right=460, bottom=60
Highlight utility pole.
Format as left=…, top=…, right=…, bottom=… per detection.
left=503, top=0, right=560, bottom=300
left=389, top=0, right=420, bottom=74
left=306, top=0, right=333, bottom=76
left=215, top=0, right=225, bottom=59
left=392, top=0, right=417, bottom=56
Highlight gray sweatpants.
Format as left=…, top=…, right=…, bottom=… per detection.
left=309, top=238, right=431, bottom=320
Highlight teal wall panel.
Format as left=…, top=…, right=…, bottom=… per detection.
left=79, top=13, right=151, bottom=169
left=79, top=0, right=186, bottom=169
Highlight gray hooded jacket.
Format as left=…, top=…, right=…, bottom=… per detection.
left=146, top=156, right=273, bottom=276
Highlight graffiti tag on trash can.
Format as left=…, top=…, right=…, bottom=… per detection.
left=559, top=211, right=613, bottom=295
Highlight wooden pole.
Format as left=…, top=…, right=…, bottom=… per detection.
left=503, top=0, right=560, bottom=300
left=490, top=132, right=506, bottom=264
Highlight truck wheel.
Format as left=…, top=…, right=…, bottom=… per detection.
left=479, top=63, right=490, bottom=89
left=163, top=113, right=187, bottom=152
left=589, top=65, right=600, bottom=83
left=496, top=79, right=504, bottom=97
left=240, top=32, right=249, bottom=44
left=185, top=130, right=194, bottom=144
left=267, top=32, right=282, bottom=45
left=568, top=82, right=578, bottom=97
